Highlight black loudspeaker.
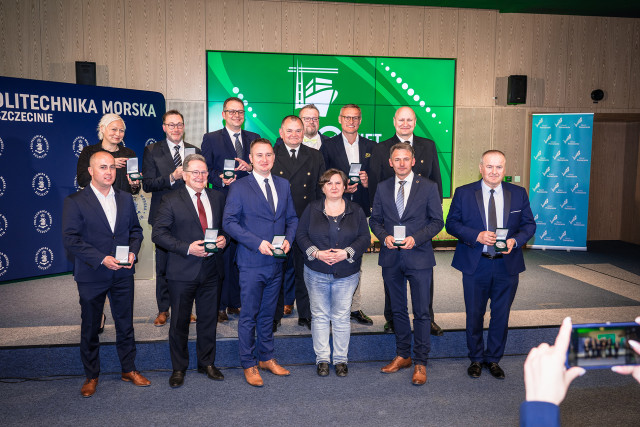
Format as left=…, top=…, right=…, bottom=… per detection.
left=507, top=75, right=527, bottom=105
left=75, top=61, right=96, bottom=86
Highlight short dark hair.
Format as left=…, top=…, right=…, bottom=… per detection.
left=223, top=97, right=244, bottom=110
left=162, top=109, right=184, bottom=123
left=250, top=138, right=274, bottom=152
left=389, top=142, right=414, bottom=158
left=319, top=168, right=348, bottom=188
left=281, top=115, right=303, bottom=127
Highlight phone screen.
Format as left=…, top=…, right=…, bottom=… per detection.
left=568, top=322, right=640, bottom=369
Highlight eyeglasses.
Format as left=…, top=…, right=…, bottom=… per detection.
left=164, top=122, right=184, bottom=130
left=340, top=115, right=361, bottom=122
left=301, top=117, right=319, bottom=123
left=184, top=170, right=209, bottom=177
left=224, top=109, right=245, bottom=116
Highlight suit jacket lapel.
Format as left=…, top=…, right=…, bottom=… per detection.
left=475, top=184, right=487, bottom=230
left=403, top=177, right=421, bottom=219
left=239, top=131, right=252, bottom=162
left=336, top=136, right=351, bottom=171
left=502, top=186, right=511, bottom=227
left=160, top=141, right=177, bottom=171
left=179, top=187, right=202, bottom=230
left=288, top=145, right=307, bottom=177
left=84, top=187, right=113, bottom=232
left=385, top=179, right=401, bottom=222
left=248, top=174, right=273, bottom=216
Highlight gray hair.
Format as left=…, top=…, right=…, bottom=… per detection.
left=97, top=113, right=126, bottom=140
left=183, top=153, right=206, bottom=171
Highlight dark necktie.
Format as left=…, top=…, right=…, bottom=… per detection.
left=396, top=180, right=406, bottom=218
left=234, top=133, right=243, bottom=158
left=488, top=189, right=497, bottom=255
left=264, top=178, right=275, bottom=214
left=290, top=148, right=297, bottom=160
left=173, top=145, right=182, bottom=168
left=195, top=192, right=208, bottom=235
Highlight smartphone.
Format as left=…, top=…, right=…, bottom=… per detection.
left=567, top=322, right=640, bottom=369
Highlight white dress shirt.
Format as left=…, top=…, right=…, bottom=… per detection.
left=90, top=183, right=116, bottom=232
left=342, top=134, right=360, bottom=164
left=185, top=185, right=213, bottom=229
left=254, top=172, right=279, bottom=210
left=226, top=127, right=243, bottom=149
left=394, top=171, right=414, bottom=209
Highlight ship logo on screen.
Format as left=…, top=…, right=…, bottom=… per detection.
left=288, top=62, right=338, bottom=117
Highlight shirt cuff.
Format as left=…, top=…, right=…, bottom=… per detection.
left=345, top=247, right=355, bottom=263
left=306, top=245, right=320, bottom=261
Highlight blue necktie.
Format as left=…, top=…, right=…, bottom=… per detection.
left=264, top=178, right=275, bottom=214
left=396, top=180, right=406, bottom=218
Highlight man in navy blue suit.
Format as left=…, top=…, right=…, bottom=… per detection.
left=223, top=138, right=298, bottom=387
left=321, top=104, right=375, bottom=325
left=201, top=97, right=261, bottom=322
left=446, top=150, right=536, bottom=379
left=63, top=151, right=150, bottom=397
left=142, top=110, right=200, bottom=327
left=369, top=143, right=444, bottom=385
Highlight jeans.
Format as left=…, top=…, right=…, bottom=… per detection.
left=304, top=266, right=359, bottom=364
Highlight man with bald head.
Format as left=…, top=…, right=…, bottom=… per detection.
left=369, top=106, right=444, bottom=336
left=63, top=151, right=150, bottom=397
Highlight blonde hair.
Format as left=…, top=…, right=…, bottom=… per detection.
left=97, top=113, right=126, bottom=140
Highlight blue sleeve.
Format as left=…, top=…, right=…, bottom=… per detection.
left=520, top=401, right=560, bottom=427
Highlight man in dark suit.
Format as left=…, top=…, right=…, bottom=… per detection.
left=63, top=151, right=150, bottom=398
left=321, top=104, right=374, bottom=325
left=369, top=106, right=444, bottom=336
left=274, top=104, right=330, bottom=149
left=223, top=138, right=299, bottom=387
left=272, top=115, right=325, bottom=330
left=446, top=150, right=535, bottom=379
left=201, top=97, right=261, bottom=322
left=152, top=154, right=228, bottom=388
left=142, top=109, right=200, bottom=327
left=369, top=143, right=444, bottom=386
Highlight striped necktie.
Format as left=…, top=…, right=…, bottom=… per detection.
left=173, top=145, right=182, bottom=168
left=396, top=180, right=406, bottom=218
left=234, top=133, right=243, bottom=158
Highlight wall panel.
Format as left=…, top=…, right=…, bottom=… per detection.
left=456, top=9, right=496, bottom=107
left=0, top=0, right=42, bottom=80
left=494, top=13, right=533, bottom=82
left=530, top=14, right=568, bottom=108
left=492, top=107, right=527, bottom=179
left=388, top=6, right=424, bottom=58
left=282, top=1, right=317, bottom=54
left=166, top=0, right=206, bottom=101
left=630, top=21, right=640, bottom=109
left=40, top=0, right=84, bottom=83
left=598, top=17, right=634, bottom=110
left=124, top=0, right=166, bottom=93
left=205, top=0, right=244, bottom=51
left=353, top=4, right=389, bottom=56
left=244, top=0, right=281, bottom=52
left=453, top=107, right=492, bottom=188
left=83, top=0, right=126, bottom=88
left=423, top=7, right=458, bottom=59
left=317, top=2, right=354, bottom=55
left=565, top=16, right=601, bottom=108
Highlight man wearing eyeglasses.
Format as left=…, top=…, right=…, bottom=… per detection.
left=152, top=154, right=228, bottom=388
left=320, top=104, right=375, bottom=326
left=368, top=106, right=444, bottom=337
left=142, top=110, right=201, bottom=327
left=201, top=97, right=261, bottom=323
left=275, top=104, right=330, bottom=150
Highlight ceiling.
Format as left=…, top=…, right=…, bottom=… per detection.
left=316, top=0, right=640, bottom=19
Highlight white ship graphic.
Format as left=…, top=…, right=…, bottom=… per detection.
left=288, top=62, right=338, bottom=116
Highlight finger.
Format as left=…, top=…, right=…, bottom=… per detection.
left=611, top=365, right=635, bottom=375
left=629, top=340, right=640, bottom=355
left=553, top=317, right=573, bottom=353
left=564, top=367, right=586, bottom=385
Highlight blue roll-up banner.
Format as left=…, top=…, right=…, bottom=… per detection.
left=529, top=113, right=593, bottom=250
left=0, top=76, right=165, bottom=282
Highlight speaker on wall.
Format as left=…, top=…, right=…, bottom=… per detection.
left=75, top=61, right=96, bottom=86
left=507, top=75, right=527, bottom=105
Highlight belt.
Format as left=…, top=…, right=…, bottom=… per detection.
left=481, top=252, right=503, bottom=259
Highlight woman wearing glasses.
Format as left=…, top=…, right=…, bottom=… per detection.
left=295, top=169, right=371, bottom=377
left=76, top=113, right=140, bottom=195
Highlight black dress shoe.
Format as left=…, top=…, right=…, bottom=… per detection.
left=198, top=365, right=224, bottom=381
left=335, top=363, right=348, bottom=377
left=272, top=319, right=281, bottom=332
left=298, top=318, right=312, bottom=330
left=467, top=362, right=482, bottom=378
left=484, top=362, right=505, bottom=379
left=317, top=362, right=330, bottom=377
left=351, top=310, right=373, bottom=325
left=383, top=319, right=394, bottom=334
left=98, top=313, right=106, bottom=335
left=430, top=321, right=444, bottom=336
left=169, top=370, right=185, bottom=388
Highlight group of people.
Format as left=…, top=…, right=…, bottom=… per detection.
left=63, top=97, right=537, bottom=397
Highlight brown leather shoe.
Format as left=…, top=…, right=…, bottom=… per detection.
left=283, top=305, right=293, bottom=315
left=81, top=378, right=98, bottom=397
left=258, top=359, right=290, bottom=376
left=381, top=356, right=412, bottom=373
left=190, top=313, right=197, bottom=323
left=227, top=307, right=241, bottom=315
left=121, top=370, right=151, bottom=386
left=412, top=364, right=427, bottom=385
left=218, top=310, right=228, bottom=323
left=244, top=366, right=264, bottom=387
left=153, top=311, right=169, bottom=327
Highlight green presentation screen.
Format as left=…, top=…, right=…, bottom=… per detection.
left=206, top=51, right=455, bottom=197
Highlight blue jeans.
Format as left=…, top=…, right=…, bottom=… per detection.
left=304, top=266, right=359, bottom=364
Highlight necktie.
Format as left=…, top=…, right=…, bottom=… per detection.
left=195, top=192, right=208, bottom=235
left=396, top=180, right=406, bottom=218
left=290, top=148, right=297, bottom=160
left=234, top=133, right=243, bottom=158
left=403, top=140, right=410, bottom=145
left=173, top=145, right=182, bottom=168
left=487, top=189, right=497, bottom=255
left=264, top=178, right=276, bottom=214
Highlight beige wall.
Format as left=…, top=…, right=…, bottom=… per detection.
left=2, top=0, right=640, bottom=192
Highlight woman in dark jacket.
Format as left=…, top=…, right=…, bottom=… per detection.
left=296, top=169, right=371, bottom=377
